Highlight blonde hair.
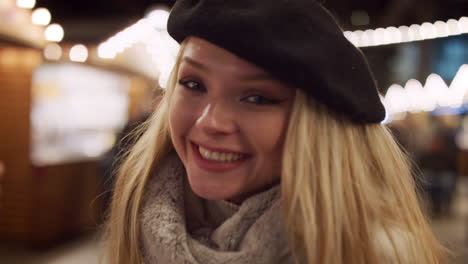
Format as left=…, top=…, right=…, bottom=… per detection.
left=104, top=41, right=449, bottom=263
left=103, top=43, right=182, bottom=263
left=282, top=91, right=449, bottom=263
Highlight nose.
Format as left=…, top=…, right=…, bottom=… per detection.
left=196, top=102, right=238, bottom=135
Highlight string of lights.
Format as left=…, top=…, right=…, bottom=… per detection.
left=13, top=0, right=65, bottom=42
left=21, top=3, right=468, bottom=111
left=383, top=64, right=468, bottom=121
left=344, top=16, right=468, bottom=47
left=97, top=8, right=179, bottom=87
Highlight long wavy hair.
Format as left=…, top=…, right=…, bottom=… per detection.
left=104, top=40, right=449, bottom=263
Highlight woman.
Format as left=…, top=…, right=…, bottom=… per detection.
left=105, top=0, right=448, bottom=263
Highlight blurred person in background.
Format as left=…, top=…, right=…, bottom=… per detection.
left=104, top=0, right=449, bottom=263
left=419, top=115, right=460, bottom=217
left=389, top=112, right=435, bottom=189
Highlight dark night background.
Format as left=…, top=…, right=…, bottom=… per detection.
left=31, top=0, right=468, bottom=93
left=39, top=0, right=468, bottom=43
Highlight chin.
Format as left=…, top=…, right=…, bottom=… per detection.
left=188, top=179, right=239, bottom=201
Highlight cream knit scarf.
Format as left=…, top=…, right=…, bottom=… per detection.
left=139, top=153, right=296, bottom=264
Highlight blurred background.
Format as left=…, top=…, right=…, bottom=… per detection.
left=0, top=0, right=467, bottom=263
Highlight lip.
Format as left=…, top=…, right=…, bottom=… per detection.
left=190, top=142, right=251, bottom=173
left=191, top=141, right=250, bottom=155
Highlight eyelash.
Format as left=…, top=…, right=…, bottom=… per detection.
left=178, top=80, right=205, bottom=92
left=243, top=95, right=281, bottom=105
left=178, top=79, right=282, bottom=105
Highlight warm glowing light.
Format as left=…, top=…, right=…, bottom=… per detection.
left=424, top=74, right=450, bottom=108
left=434, top=21, right=449, bottom=37
left=353, top=30, right=364, bottom=46
left=362, top=29, right=374, bottom=46
left=344, top=31, right=359, bottom=46
left=449, top=65, right=468, bottom=106
left=405, top=79, right=430, bottom=112
left=43, top=43, right=62, bottom=60
left=386, top=27, right=402, bottom=43
left=447, top=19, right=461, bottom=35
left=345, top=16, right=468, bottom=48
left=385, top=84, right=409, bottom=113
left=398, top=26, right=411, bottom=42
left=0, top=1, right=15, bottom=10
left=45, top=24, right=64, bottom=42
left=158, top=71, right=170, bottom=88
left=420, top=22, right=437, bottom=39
left=460, top=17, right=468, bottom=33
left=69, top=44, right=88, bottom=62
left=146, top=9, right=170, bottom=29
left=408, top=24, right=423, bottom=41
left=98, top=10, right=180, bottom=87
left=373, top=28, right=391, bottom=46
left=17, top=0, right=35, bottom=9
left=384, top=65, right=468, bottom=118
left=32, top=8, right=51, bottom=25
left=98, top=43, right=117, bottom=59
left=150, top=35, right=180, bottom=88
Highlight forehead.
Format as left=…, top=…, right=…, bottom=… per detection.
left=181, top=37, right=270, bottom=76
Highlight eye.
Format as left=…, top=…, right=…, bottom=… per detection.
left=243, top=95, right=281, bottom=105
left=178, top=80, right=205, bottom=92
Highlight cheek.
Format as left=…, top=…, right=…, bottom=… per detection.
left=246, top=112, right=289, bottom=163
left=169, top=95, right=192, bottom=148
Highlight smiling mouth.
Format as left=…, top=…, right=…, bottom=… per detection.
left=191, top=142, right=249, bottom=163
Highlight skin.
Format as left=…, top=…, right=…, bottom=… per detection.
left=169, top=37, right=295, bottom=203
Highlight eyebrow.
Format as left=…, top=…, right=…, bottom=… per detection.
left=182, top=57, right=208, bottom=71
left=181, top=57, right=274, bottom=82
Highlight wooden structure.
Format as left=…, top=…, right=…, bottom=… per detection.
left=0, top=43, right=104, bottom=246
left=0, top=45, right=40, bottom=243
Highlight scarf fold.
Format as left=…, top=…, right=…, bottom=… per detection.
left=140, top=153, right=295, bottom=264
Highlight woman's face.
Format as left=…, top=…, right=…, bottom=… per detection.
left=169, top=37, right=295, bottom=203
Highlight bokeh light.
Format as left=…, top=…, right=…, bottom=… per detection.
left=69, top=44, right=88, bottom=62
left=45, top=24, right=64, bottom=42
left=16, top=0, right=35, bottom=9
left=345, top=16, right=468, bottom=47
left=32, top=8, right=51, bottom=26
left=43, top=43, right=62, bottom=61
left=146, top=9, right=170, bottom=30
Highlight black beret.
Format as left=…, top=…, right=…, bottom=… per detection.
left=167, top=0, right=386, bottom=123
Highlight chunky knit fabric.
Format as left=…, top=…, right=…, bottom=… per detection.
left=140, top=153, right=296, bottom=264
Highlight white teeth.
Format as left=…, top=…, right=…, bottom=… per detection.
left=198, top=146, right=245, bottom=162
